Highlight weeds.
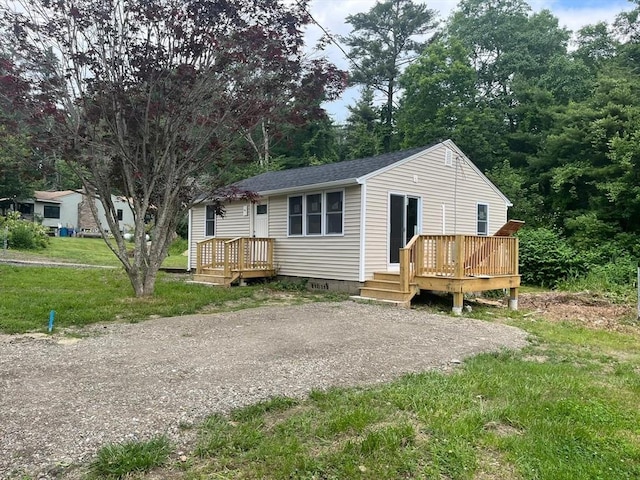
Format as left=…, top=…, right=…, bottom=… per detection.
left=88, top=436, right=171, bottom=479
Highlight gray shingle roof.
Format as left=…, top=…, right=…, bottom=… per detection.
left=235, top=145, right=430, bottom=193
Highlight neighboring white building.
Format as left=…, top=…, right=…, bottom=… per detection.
left=14, top=190, right=135, bottom=236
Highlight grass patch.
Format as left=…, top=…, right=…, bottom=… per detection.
left=0, top=265, right=346, bottom=334
left=0, top=265, right=260, bottom=333
left=88, top=436, right=171, bottom=479
left=1, top=236, right=187, bottom=268
left=172, top=314, right=640, bottom=479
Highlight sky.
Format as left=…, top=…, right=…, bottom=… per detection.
left=306, top=0, right=634, bottom=122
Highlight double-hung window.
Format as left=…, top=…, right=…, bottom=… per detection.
left=205, top=205, right=216, bottom=236
left=43, top=205, right=60, bottom=219
left=477, top=204, right=488, bottom=236
left=306, top=194, right=322, bottom=235
left=288, top=191, right=344, bottom=236
left=325, top=191, right=343, bottom=234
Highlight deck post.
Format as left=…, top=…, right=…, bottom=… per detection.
left=196, top=241, right=202, bottom=274
left=454, top=235, right=465, bottom=278
left=509, top=287, right=519, bottom=310
left=239, top=237, right=245, bottom=271
left=223, top=241, right=230, bottom=278
left=399, top=248, right=409, bottom=293
left=416, top=235, right=424, bottom=277
left=452, top=292, right=464, bottom=315
left=268, top=239, right=274, bottom=270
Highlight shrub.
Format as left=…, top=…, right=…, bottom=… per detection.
left=517, top=227, right=587, bottom=288
left=0, top=212, right=49, bottom=250
left=560, top=255, right=637, bottom=301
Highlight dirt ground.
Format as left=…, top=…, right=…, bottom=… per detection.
left=516, top=291, right=638, bottom=333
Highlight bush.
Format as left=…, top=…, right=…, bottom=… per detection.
left=517, top=227, right=587, bottom=288
left=0, top=212, right=49, bottom=250
left=560, top=255, right=637, bottom=301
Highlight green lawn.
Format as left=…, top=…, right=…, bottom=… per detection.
left=0, top=236, right=188, bottom=268
left=169, top=317, right=640, bottom=480
left=2, top=251, right=639, bottom=479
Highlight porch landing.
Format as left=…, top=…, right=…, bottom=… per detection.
left=194, top=267, right=275, bottom=287
left=356, top=234, right=521, bottom=314
left=355, top=271, right=521, bottom=312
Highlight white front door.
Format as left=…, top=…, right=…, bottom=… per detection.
left=253, top=203, right=268, bottom=237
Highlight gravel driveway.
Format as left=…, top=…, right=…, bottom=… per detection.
left=0, top=301, right=528, bottom=479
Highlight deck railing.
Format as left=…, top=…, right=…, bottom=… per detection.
left=196, top=237, right=274, bottom=275
left=400, top=234, right=519, bottom=292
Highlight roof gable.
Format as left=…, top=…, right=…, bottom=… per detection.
left=231, top=140, right=511, bottom=207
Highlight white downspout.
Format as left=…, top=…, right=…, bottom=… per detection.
left=442, top=203, right=446, bottom=234
left=358, top=182, right=367, bottom=282
left=187, top=208, right=192, bottom=271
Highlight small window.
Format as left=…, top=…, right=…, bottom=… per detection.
left=256, top=204, right=267, bottom=215
left=43, top=205, right=60, bottom=219
left=325, top=191, right=343, bottom=234
left=288, top=196, right=302, bottom=235
left=117, top=209, right=123, bottom=221
left=205, top=205, right=215, bottom=236
left=18, top=203, right=33, bottom=215
left=477, top=204, right=488, bottom=236
left=306, top=193, right=322, bottom=235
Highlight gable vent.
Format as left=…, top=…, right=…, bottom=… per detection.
left=444, top=148, right=453, bottom=167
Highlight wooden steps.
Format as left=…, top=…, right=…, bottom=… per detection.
left=356, top=272, right=419, bottom=307
left=193, top=269, right=240, bottom=287
left=193, top=267, right=274, bottom=287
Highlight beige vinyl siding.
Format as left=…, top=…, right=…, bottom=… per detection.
left=188, top=201, right=251, bottom=269
left=189, top=205, right=206, bottom=270
left=268, top=185, right=361, bottom=281
left=363, top=143, right=508, bottom=278
left=215, top=201, right=251, bottom=237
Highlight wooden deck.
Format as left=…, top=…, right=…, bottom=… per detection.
left=195, top=237, right=275, bottom=286
left=359, top=235, right=520, bottom=313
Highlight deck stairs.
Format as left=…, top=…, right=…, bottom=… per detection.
left=193, top=268, right=241, bottom=287
left=356, top=272, right=419, bottom=306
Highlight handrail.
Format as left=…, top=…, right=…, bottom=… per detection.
left=417, top=234, right=518, bottom=278
left=399, top=234, right=422, bottom=293
left=196, top=237, right=275, bottom=275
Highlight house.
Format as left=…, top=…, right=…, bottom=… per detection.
left=10, top=190, right=135, bottom=236
left=188, top=140, right=521, bottom=312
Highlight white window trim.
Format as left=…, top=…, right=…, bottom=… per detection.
left=287, top=189, right=345, bottom=237
left=477, top=202, right=489, bottom=236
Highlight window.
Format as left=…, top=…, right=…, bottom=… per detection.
left=325, top=191, right=343, bottom=234
left=256, top=204, right=267, bottom=215
left=477, top=204, right=488, bottom=236
left=18, top=203, right=33, bottom=215
left=205, top=205, right=215, bottom=236
left=43, top=205, right=60, bottom=219
left=117, top=209, right=123, bottom=221
left=306, top=194, right=322, bottom=235
left=288, top=196, right=303, bottom=235
left=288, top=191, right=344, bottom=236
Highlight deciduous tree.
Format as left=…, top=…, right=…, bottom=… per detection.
left=1, top=0, right=338, bottom=296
